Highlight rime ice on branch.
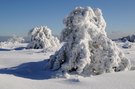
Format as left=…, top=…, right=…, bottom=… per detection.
left=27, top=26, right=59, bottom=49
left=49, top=7, right=131, bottom=76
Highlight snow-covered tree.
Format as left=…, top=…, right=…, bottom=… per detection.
left=27, top=26, right=60, bottom=49
left=0, top=35, right=24, bottom=49
left=8, top=35, right=24, bottom=44
left=119, top=34, right=135, bottom=42
left=49, top=7, right=131, bottom=76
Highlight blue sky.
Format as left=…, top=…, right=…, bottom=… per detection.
left=0, top=0, right=135, bottom=36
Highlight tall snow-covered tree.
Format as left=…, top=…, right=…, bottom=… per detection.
left=49, top=7, right=131, bottom=76
left=27, top=26, right=60, bottom=49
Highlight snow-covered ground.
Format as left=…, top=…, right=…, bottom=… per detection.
left=0, top=42, right=135, bottom=89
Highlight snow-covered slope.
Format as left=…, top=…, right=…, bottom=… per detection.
left=0, top=49, right=49, bottom=68
left=0, top=42, right=135, bottom=89
left=0, top=70, right=135, bottom=89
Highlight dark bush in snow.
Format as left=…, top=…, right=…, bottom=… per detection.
left=27, top=26, right=60, bottom=49
left=49, top=7, right=131, bottom=76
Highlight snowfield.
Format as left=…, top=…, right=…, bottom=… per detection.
left=0, top=71, right=135, bottom=89
left=0, top=42, right=135, bottom=89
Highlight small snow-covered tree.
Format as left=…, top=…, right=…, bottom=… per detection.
left=120, top=34, right=135, bottom=42
left=27, top=26, right=59, bottom=49
left=8, top=35, right=24, bottom=44
left=0, top=35, right=24, bottom=48
left=49, top=7, right=131, bottom=76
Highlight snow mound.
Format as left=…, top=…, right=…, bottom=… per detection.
left=49, top=7, right=131, bottom=76
left=27, top=26, right=60, bottom=49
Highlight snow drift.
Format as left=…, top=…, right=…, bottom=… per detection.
left=27, top=26, right=60, bottom=49
left=49, top=7, right=131, bottom=76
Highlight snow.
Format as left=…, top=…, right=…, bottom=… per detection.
left=0, top=40, right=135, bottom=89
left=122, top=41, right=132, bottom=48
left=0, top=49, right=48, bottom=68
left=117, top=42, right=135, bottom=70
left=0, top=71, right=134, bottom=89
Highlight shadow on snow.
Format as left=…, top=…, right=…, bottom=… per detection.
left=0, top=47, right=26, bottom=51
left=0, top=48, right=11, bottom=51
left=0, top=59, right=58, bottom=80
